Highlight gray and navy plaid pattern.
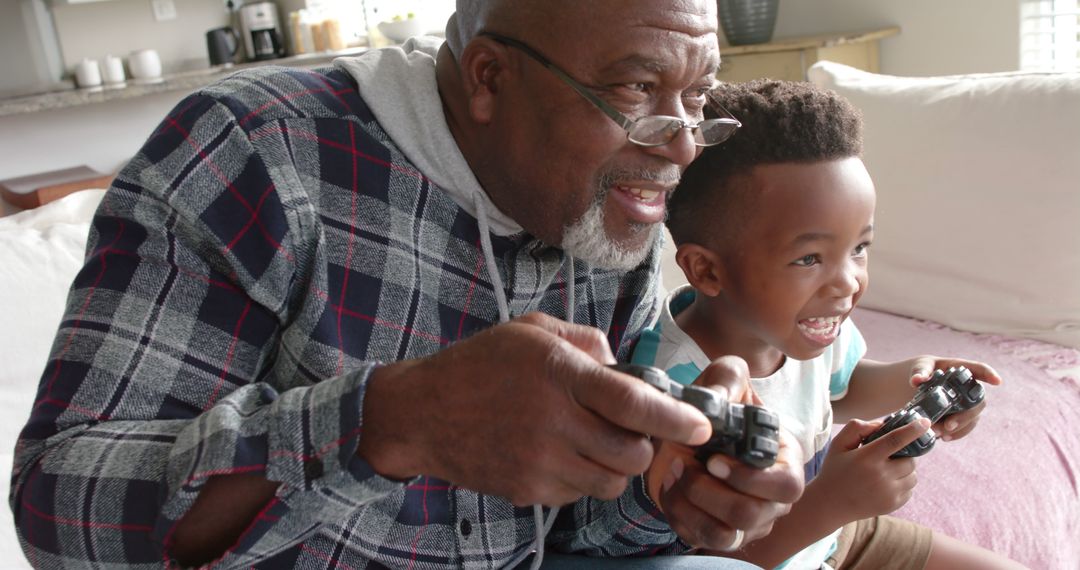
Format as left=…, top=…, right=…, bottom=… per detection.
left=10, top=65, right=685, bottom=568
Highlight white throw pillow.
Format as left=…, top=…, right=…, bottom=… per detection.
left=0, top=189, right=105, bottom=568
left=809, top=61, right=1080, bottom=349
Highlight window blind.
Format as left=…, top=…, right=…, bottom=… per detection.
left=1021, top=0, right=1080, bottom=70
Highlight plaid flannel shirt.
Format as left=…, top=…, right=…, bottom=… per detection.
left=10, top=65, right=684, bottom=568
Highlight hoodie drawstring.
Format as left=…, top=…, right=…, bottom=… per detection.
left=474, top=195, right=570, bottom=570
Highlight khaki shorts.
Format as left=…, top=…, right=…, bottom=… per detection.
left=824, top=515, right=933, bottom=570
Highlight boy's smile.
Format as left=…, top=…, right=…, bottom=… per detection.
left=679, top=157, right=876, bottom=375
left=796, top=315, right=845, bottom=347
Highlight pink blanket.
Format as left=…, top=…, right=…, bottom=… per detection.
left=853, top=308, right=1080, bottom=570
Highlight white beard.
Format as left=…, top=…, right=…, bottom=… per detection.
left=560, top=198, right=658, bottom=271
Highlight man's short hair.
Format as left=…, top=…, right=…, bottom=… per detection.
left=667, top=79, right=863, bottom=247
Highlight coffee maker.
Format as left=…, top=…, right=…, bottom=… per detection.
left=238, top=2, right=284, bottom=61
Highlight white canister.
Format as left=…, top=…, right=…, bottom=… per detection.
left=101, top=55, right=126, bottom=87
left=128, top=49, right=162, bottom=82
left=74, top=58, right=102, bottom=89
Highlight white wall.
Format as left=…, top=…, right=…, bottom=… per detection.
left=773, top=0, right=1021, bottom=76
left=0, top=91, right=185, bottom=180
left=51, top=0, right=231, bottom=74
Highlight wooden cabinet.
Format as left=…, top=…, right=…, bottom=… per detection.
left=717, top=27, right=900, bottom=83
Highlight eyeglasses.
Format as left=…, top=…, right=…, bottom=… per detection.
left=479, top=31, right=741, bottom=148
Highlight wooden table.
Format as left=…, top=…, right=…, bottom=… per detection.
left=717, top=27, right=901, bottom=83
left=0, top=165, right=113, bottom=216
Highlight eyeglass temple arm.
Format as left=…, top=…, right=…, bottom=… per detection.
left=479, top=32, right=634, bottom=131
left=706, top=93, right=743, bottom=126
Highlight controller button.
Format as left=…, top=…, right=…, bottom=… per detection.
left=753, top=409, right=780, bottom=430
left=751, top=435, right=779, bottom=456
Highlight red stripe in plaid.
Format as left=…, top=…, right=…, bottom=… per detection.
left=204, top=298, right=253, bottom=409
left=238, top=85, right=356, bottom=127
left=308, top=285, right=451, bottom=345
left=225, top=182, right=278, bottom=253
left=35, top=213, right=126, bottom=416
left=458, top=239, right=487, bottom=340
left=163, top=115, right=294, bottom=263
left=300, top=543, right=359, bottom=570
left=335, top=121, right=362, bottom=376
left=407, top=475, right=433, bottom=570
left=268, top=425, right=365, bottom=463
left=180, top=464, right=268, bottom=489
left=252, top=126, right=432, bottom=185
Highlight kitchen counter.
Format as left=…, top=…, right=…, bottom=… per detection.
left=0, top=47, right=370, bottom=119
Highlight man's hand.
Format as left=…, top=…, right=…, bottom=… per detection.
left=906, top=356, right=1001, bottom=441
left=646, top=357, right=805, bottom=551
left=357, top=312, right=712, bottom=507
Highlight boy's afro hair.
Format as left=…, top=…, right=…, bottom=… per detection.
left=668, top=80, right=863, bottom=246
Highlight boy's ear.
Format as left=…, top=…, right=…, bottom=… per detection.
left=675, top=243, right=725, bottom=297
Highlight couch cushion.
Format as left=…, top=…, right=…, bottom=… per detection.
left=0, top=189, right=105, bottom=569
left=853, top=307, right=1080, bottom=570
left=808, top=62, right=1080, bottom=349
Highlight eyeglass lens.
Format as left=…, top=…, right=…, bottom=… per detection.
left=697, top=120, right=740, bottom=145
left=627, top=117, right=740, bottom=147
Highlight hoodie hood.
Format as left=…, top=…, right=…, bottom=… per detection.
left=333, top=38, right=523, bottom=237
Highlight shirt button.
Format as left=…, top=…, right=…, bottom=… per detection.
left=304, top=458, right=324, bottom=479
left=459, top=518, right=472, bottom=537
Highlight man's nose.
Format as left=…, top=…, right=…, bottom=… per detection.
left=640, top=123, right=699, bottom=167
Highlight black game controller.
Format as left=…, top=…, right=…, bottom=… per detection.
left=609, top=363, right=780, bottom=469
left=862, top=366, right=985, bottom=459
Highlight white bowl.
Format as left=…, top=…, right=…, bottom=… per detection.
left=377, top=18, right=426, bottom=43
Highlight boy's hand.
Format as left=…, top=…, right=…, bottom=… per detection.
left=814, top=417, right=931, bottom=522
left=645, top=357, right=805, bottom=551
left=907, top=357, right=1002, bottom=441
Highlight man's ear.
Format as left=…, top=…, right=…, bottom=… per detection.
left=457, top=38, right=508, bottom=124
left=675, top=243, right=725, bottom=297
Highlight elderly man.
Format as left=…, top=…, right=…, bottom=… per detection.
left=11, top=1, right=803, bottom=568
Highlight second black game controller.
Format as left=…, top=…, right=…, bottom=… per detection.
left=609, top=363, right=780, bottom=469
left=862, top=366, right=985, bottom=458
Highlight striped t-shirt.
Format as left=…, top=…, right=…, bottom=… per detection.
left=632, top=285, right=867, bottom=570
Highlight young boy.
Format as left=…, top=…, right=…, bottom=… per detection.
left=633, top=80, right=1026, bottom=569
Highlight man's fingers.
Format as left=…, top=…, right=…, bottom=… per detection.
left=661, top=466, right=779, bottom=549
left=565, top=407, right=656, bottom=476
left=865, top=417, right=931, bottom=458
left=659, top=487, right=742, bottom=551
left=547, top=452, right=630, bottom=504
left=517, top=312, right=615, bottom=365
left=587, top=365, right=711, bottom=447
left=674, top=465, right=791, bottom=535
left=707, top=455, right=805, bottom=506
left=709, top=426, right=804, bottom=506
